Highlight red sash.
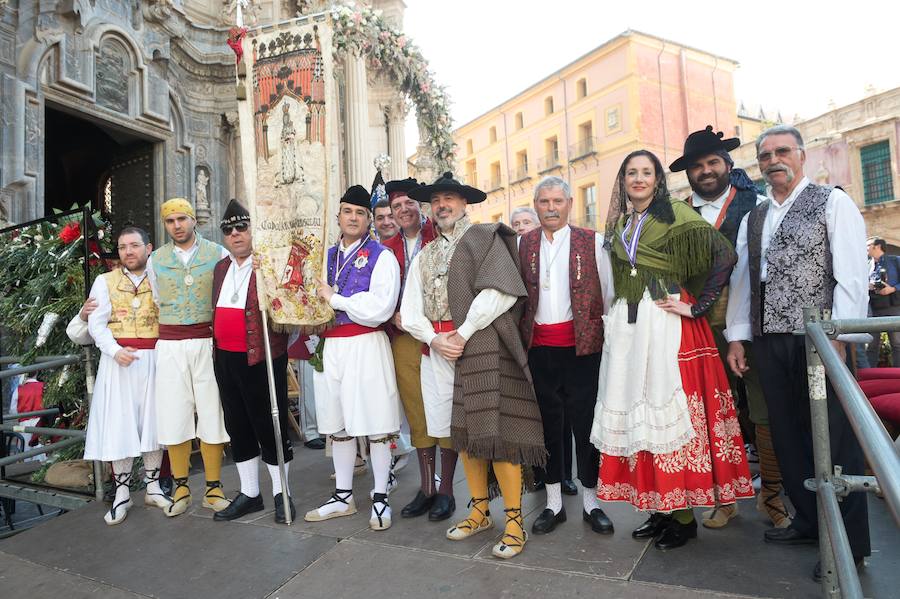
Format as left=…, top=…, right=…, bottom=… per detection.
left=115, top=338, right=158, bottom=350
left=533, top=321, right=576, bottom=348
left=322, top=323, right=384, bottom=338
left=213, top=307, right=248, bottom=352
left=158, top=323, right=213, bottom=340
left=422, top=320, right=455, bottom=356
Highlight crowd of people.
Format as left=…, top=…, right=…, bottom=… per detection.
left=62, top=124, right=876, bottom=580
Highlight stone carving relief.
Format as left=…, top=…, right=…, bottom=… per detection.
left=221, top=0, right=260, bottom=27
left=96, top=40, right=129, bottom=113
left=195, top=166, right=211, bottom=225
left=24, top=99, right=42, bottom=176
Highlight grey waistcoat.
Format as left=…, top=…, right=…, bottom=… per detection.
left=748, top=183, right=835, bottom=336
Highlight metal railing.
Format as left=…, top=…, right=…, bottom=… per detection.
left=568, top=136, right=598, bottom=161
left=536, top=151, right=561, bottom=173
left=508, top=164, right=530, bottom=183
left=803, top=309, right=900, bottom=598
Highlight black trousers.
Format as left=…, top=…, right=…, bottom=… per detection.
left=528, top=346, right=600, bottom=488
left=214, top=349, right=293, bottom=465
left=753, top=334, right=870, bottom=558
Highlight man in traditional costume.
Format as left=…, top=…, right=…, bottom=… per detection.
left=726, top=125, right=870, bottom=581
left=304, top=185, right=402, bottom=531
left=210, top=200, right=295, bottom=523
left=382, top=177, right=458, bottom=521
left=401, top=172, right=546, bottom=559
left=84, top=227, right=170, bottom=524
left=671, top=126, right=790, bottom=530
left=373, top=198, right=399, bottom=242
left=590, top=150, right=753, bottom=551
left=519, top=176, right=615, bottom=536
left=149, top=198, right=231, bottom=517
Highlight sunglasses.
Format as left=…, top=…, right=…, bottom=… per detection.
left=221, top=222, right=249, bottom=235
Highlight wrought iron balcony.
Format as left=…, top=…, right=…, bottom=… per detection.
left=483, top=177, right=503, bottom=192
left=536, top=151, right=561, bottom=173
left=509, top=164, right=530, bottom=184
left=568, top=137, right=598, bottom=161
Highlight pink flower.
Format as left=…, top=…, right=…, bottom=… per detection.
left=397, top=36, right=406, bottom=48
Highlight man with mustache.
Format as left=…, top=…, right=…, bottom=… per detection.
left=401, top=172, right=546, bottom=559
left=518, top=176, right=615, bottom=537
left=381, top=177, right=459, bottom=521
left=669, top=126, right=789, bottom=531
left=726, top=125, right=870, bottom=581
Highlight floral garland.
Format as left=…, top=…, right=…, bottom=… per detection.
left=331, top=2, right=455, bottom=173
left=0, top=210, right=111, bottom=481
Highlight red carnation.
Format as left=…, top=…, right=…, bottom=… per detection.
left=59, top=222, right=81, bottom=244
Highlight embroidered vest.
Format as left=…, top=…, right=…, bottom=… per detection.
left=326, top=239, right=388, bottom=326
left=419, top=217, right=473, bottom=321
left=211, top=258, right=287, bottom=366
left=748, top=183, right=835, bottom=336
left=152, top=235, right=222, bottom=325
left=519, top=226, right=604, bottom=356
left=102, top=270, right=158, bottom=339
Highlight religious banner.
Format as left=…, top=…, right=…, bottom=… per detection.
left=235, top=19, right=337, bottom=328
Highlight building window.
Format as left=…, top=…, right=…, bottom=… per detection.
left=581, top=184, right=597, bottom=227
left=861, top=140, right=893, bottom=205
left=514, top=112, right=524, bottom=130
left=572, top=122, right=594, bottom=157
left=544, top=96, right=554, bottom=115
left=543, top=136, right=559, bottom=170
left=512, top=150, right=528, bottom=181
left=489, top=126, right=497, bottom=144
left=489, top=161, right=502, bottom=190
left=466, top=139, right=473, bottom=155
left=464, top=159, right=477, bottom=186
left=576, top=78, right=587, bottom=100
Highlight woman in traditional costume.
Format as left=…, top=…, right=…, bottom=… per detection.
left=589, top=150, right=753, bottom=550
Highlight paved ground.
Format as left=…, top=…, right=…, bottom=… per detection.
left=0, top=442, right=896, bottom=598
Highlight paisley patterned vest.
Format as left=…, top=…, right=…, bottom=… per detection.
left=748, top=183, right=835, bottom=336
left=102, top=270, right=158, bottom=339
left=519, top=226, right=604, bottom=356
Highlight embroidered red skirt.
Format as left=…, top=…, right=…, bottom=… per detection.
left=597, top=295, right=754, bottom=512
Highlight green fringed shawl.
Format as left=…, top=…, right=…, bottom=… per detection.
left=611, top=200, right=724, bottom=302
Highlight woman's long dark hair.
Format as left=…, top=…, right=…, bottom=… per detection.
left=616, top=149, right=675, bottom=224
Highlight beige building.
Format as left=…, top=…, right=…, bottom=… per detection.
left=414, top=30, right=740, bottom=230
left=669, top=87, right=900, bottom=248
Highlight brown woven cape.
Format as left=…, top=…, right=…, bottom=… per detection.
left=447, top=222, right=547, bottom=468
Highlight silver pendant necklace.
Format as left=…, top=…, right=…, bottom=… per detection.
left=230, top=262, right=253, bottom=304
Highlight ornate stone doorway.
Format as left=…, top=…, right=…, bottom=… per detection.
left=44, top=105, right=160, bottom=243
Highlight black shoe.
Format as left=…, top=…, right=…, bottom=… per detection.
left=532, top=507, right=567, bottom=534
left=562, top=479, right=578, bottom=495
left=428, top=493, right=456, bottom=521
left=159, top=476, right=175, bottom=498
left=813, top=557, right=864, bottom=583
left=632, top=513, right=672, bottom=539
left=764, top=526, right=817, bottom=545
left=654, top=518, right=697, bottom=550
left=213, top=493, right=264, bottom=521
left=401, top=490, right=435, bottom=518
left=304, top=438, right=326, bottom=450
left=583, top=508, right=614, bottom=534
left=274, top=493, right=296, bottom=524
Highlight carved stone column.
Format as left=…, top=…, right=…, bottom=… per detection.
left=344, top=54, right=371, bottom=185
left=387, top=102, right=407, bottom=180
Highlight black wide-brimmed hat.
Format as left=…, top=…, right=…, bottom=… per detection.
left=340, top=185, right=372, bottom=209
left=220, top=199, right=251, bottom=229
left=385, top=177, right=423, bottom=200
left=669, top=125, right=741, bottom=172
left=408, top=171, right=487, bottom=204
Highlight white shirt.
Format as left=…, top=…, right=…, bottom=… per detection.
left=216, top=255, right=253, bottom=309
left=66, top=313, right=92, bottom=345
left=691, top=185, right=767, bottom=227
left=534, top=226, right=615, bottom=324
left=328, top=242, right=401, bottom=328
left=87, top=269, right=150, bottom=358
left=725, top=177, right=869, bottom=343
left=400, top=252, right=517, bottom=345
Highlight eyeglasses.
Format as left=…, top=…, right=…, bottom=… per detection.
left=116, top=242, right=145, bottom=251
left=757, top=146, right=802, bottom=163
left=221, top=222, right=249, bottom=235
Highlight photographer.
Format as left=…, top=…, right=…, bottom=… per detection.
left=866, top=237, right=900, bottom=366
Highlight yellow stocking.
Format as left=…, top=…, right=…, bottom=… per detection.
left=492, top=461, right=524, bottom=548
left=167, top=441, right=193, bottom=502
left=460, top=452, right=490, bottom=524
left=200, top=441, right=227, bottom=501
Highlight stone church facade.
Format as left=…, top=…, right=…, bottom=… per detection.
left=0, top=0, right=412, bottom=243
